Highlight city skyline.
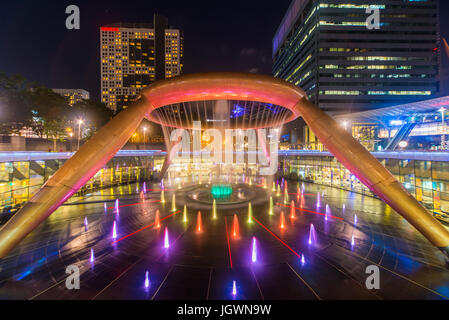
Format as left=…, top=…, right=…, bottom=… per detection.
left=0, top=0, right=292, bottom=102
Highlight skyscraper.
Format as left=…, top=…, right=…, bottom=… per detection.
left=100, top=14, right=183, bottom=112
left=273, top=0, right=440, bottom=114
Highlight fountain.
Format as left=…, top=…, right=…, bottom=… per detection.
left=351, top=234, right=355, bottom=247
left=161, top=190, right=165, bottom=203
left=212, top=199, right=217, bottom=220
left=308, top=224, right=316, bottom=245
left=211, top=184, right=233, bottom=199
left=84, top=217, right=88, bottom=231
left=171, top=194, right=177, bottom=212
left=276, top=184, right=281, bottom=197
left=269, top=197, right=274, bottom=216
left=90, top=248, right=94, bottom=263
left=252, top=237, right=257, bottom=263
left=272, top=182, right=276, bottom=192
left=290, top=200, right=296, bottom=219
left=232, top=280, right=237, bottom=296
left=144, top=270, right=150, bottom=289
left=247, top=202, right=253, bottom=224
left=155, top=210, right=161, bottom=229
left=112, top=221, right=117, bottom=239
left=316, top=192, right=321, bottom=209
left=354, top=214, right=358, bottom=225
left=115, top=199, right=119, bottom=214
left=283, top=192, right=289, bottom=205
left=325, top=204, right=330, bottom=222
left=301, top=254, right=305, bottom=265
left=104, top=202, right=107, bottom=213
left=300, top=194, right=305, bottom=209
left=164, top=227, right=170, bottom=249
left=280, top=211, right=286, bottom=229
left=183, top=205, right=188, bottom=223
left=143, top=182, right=147, bottom=194
left=197, top=211, right=203, bottom=232
left=233, top=214, right=239, bottom=237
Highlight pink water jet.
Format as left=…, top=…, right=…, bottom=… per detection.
left=112, top=221, right=117, bottom=239
left=164, top=227, right=170, bottom=249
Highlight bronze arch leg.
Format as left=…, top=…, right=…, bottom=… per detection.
left=297, top=98, right=449, bottom=256
left=0, top=98, right=150, bottom=259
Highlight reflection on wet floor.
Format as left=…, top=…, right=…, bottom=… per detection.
left=0, top=179, right=448, bottom=300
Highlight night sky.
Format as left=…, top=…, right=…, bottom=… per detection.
left=0, top=0, right=448, bottom=102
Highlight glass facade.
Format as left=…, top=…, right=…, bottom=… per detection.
left=272, top=0, right=440, bottom=113
left=0, top=154, right=165, bottom=215
left=281, top=154, right=449, bottom=215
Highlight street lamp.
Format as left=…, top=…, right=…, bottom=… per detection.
left=439, top=107, right=446, bottom=150
left=77, top=119, right=84, bottom=150
left=69, top=132, right=73, bottom=152
left=143, top=126, right=147, bottom=150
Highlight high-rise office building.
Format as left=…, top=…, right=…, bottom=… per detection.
left=273, top=0, right=440, bottom=114
left=100, top=14, right=183, bottom=112
left=52, top=89, right=90, bottom=106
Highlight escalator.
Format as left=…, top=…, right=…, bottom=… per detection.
left=385, top=122, right=416, bottom=150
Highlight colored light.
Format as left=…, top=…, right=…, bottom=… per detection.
left=232, top=281, right=237, bottom=296
left=212, top=200, right=217, bottom=220
left=251, top=237, right=257, bottom=263
left=197, top=211, right=203, bottom=232
left=301, top=254, right=305, bottom=265
left=290, top=200, right=296, bottom=219
left=233, top=214, right=239, bottom=237
left=269, top=197, right=274, bottom=216
left=164, top=227, right=169, bottom=249
left=309, top=224, right=316, bottom=245
left=183, top=205, right=188, bottom=223
left=145, top=270, right=150, bottom=288
left=104, top=202, right=107, bottom=212
left=325, top=205, right=330, bottom=222
left=351, top=235, right=355, bottom=247
left=115, top=199, right=119, bottom=213
left=316, top=193, right=321, bottom=208
left=247, top=202, right=253, bottom=224
left=171, top=194, right=177, bottom=212
left=155, top=210, right=161, bottom=228
left=84, top=217, right=88, bottom=231
left=211, top=184, right=233, bottom=199
left=112, top=221, right=117, bottom=239
left=300, top=194, right=305, bottom=209
left=280, top=211, right=286, bottom=229
left=161, top=190, right=165, bottom=203
left=143, top=182, right=147, bottom=194
left=354, top=214, right=358, bottom=225
left=90, top=248, right=94, bottom=263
